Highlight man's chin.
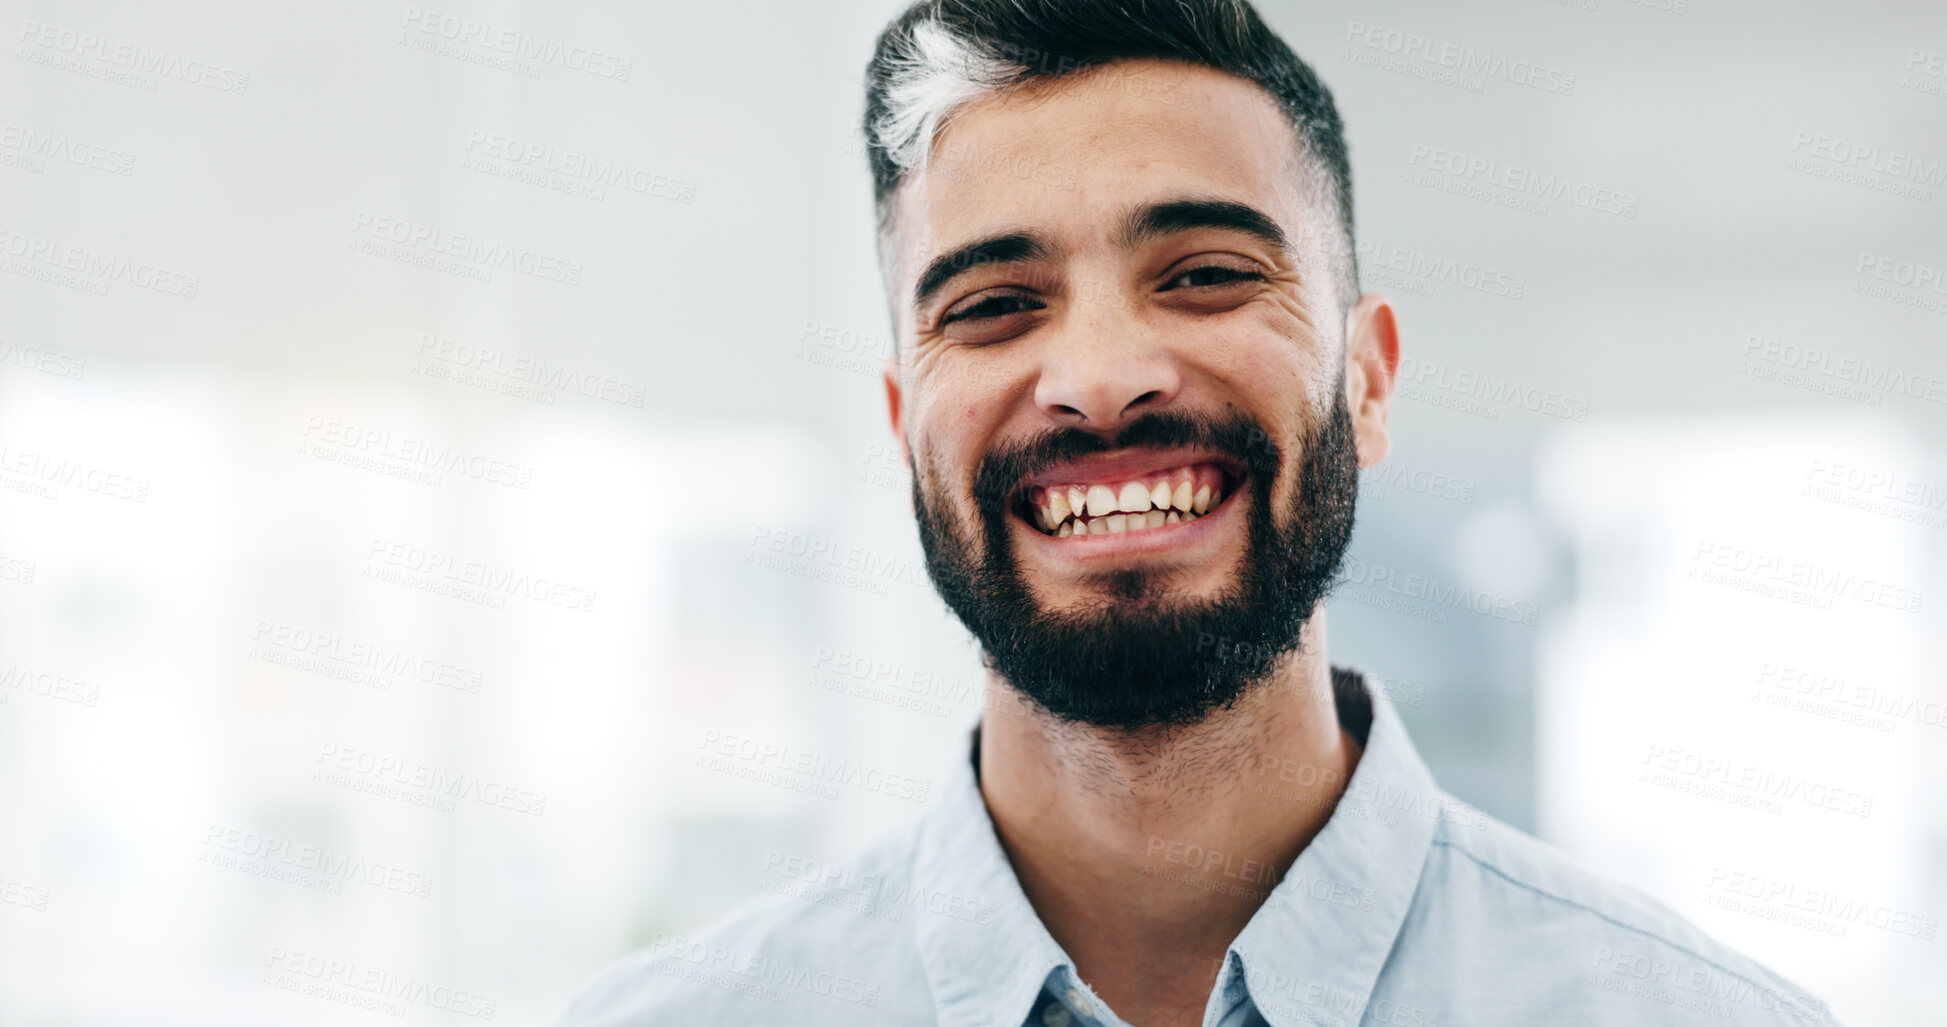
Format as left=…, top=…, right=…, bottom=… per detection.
left=1026, top=567, right=1238, bottom=612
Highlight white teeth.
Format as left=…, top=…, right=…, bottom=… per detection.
left=1035, top=467, right=1233, bottom=538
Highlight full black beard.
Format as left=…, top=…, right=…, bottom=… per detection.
left=910, top=388, right=1360, bottom=730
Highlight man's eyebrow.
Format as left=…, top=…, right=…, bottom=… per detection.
left=1120, top=198, right=1292, bottom=255
left=912, top=232, right=1049, bottom=308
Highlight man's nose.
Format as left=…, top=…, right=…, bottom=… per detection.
left=1031, top=307, right=1182, bottom=430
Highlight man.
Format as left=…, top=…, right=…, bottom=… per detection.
left=564, top=1, right=1836, bottom=1024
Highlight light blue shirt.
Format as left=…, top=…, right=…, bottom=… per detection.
left=561, top=667, right=1837, bottom=1026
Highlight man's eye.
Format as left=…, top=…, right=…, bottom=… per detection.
left=942, top=293, right=1043, bottom=324
left=1164, top=266, right=1264, bottom=290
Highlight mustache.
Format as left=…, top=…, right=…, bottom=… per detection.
left=970, top=410, right=1285, bottom=516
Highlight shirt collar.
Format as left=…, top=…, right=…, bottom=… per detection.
left=1227, top=665, right=1441, bottom=1027
left=911, top=665, right=1439, bottom=1027
left=910, top=719, right=1068, bottom=1027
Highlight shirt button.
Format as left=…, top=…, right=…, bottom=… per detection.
left=1065, top=986, right=1090, bottom=1009
left=1042, top=1005, right=1074, bottom=1027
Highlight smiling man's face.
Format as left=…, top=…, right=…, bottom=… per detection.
left=882, top=58, right=1397, bottom=728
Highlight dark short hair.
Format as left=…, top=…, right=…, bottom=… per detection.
left=862, top=0, right=1359, bottom=311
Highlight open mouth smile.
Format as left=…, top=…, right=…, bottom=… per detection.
left=1010, top=456, right=1243, bottom=538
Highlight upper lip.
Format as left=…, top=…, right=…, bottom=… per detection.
left=1015, top=447, right=1245, bottom=493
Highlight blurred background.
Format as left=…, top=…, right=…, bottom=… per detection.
left=1, top=0, right=1943, bottom=1023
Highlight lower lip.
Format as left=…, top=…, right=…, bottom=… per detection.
left=1013, top=486, right=1242, bottom=560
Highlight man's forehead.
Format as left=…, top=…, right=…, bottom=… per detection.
left=888, top=58, right=1316, bottom=275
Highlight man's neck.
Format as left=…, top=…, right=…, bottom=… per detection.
left=975, top=619, right=1360, bottom=1027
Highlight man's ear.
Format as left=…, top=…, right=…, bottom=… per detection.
left=1343, top=293, right=1401, bottom=469
left=883, top=361, right=911, bottom=467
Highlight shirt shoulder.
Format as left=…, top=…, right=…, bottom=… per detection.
left=556, top=824, right=939, bottom=1027
left=1382, top=809, right=1839, bottom=1026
